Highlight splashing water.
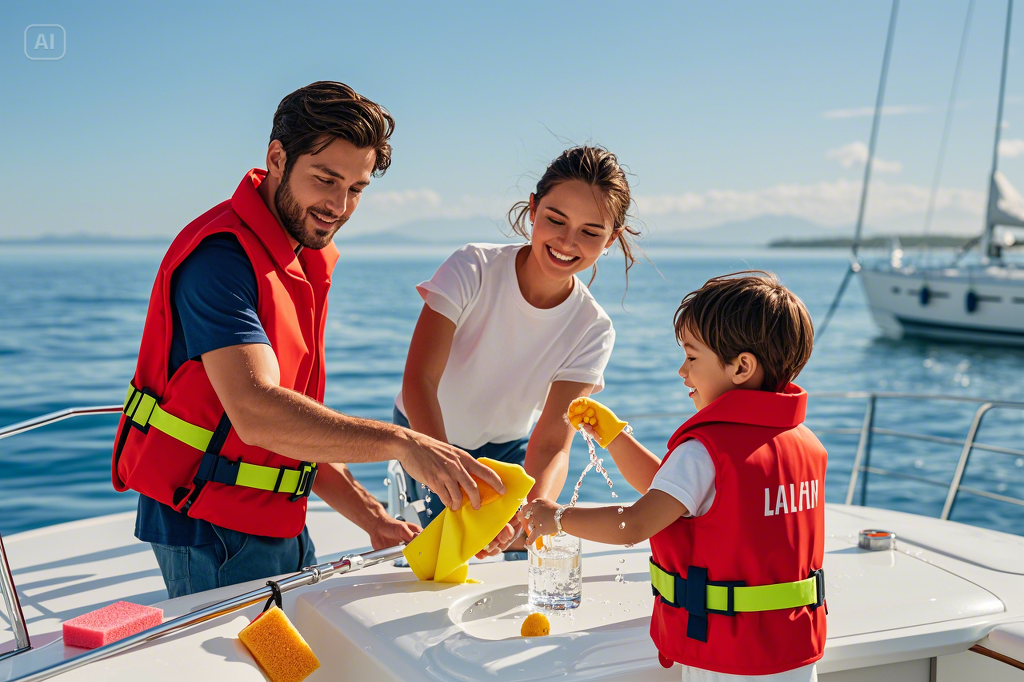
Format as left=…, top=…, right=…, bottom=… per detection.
left=618, top=522, right=625, bottom=530
left=569, top=427, right=618, bottom=508
left=383, top=478, right=391, bottom=487
left=617, top=507, right=623, bottom=514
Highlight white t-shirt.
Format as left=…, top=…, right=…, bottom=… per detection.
left=395, top=243, right=614, bottom=450
left=650, top=439, right=817, bottom=682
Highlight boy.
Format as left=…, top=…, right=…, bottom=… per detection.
left=519, top=271, right=826, bottom=682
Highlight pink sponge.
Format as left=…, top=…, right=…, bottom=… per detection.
left=62, top=601, right=163, bottom=649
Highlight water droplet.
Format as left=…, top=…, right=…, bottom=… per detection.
left=426, top=509, right=433, bottom=517
left=618, top=522, right=625, bottom=529
left=618, top=558, right=625, bottom=564
left=611, top=492, right=618, bottom=498
left=468, top=608, right=474, bottom=614
left=625, top=543, right=634, bottom=549
left=1017, top=458, right=1023, bottom=468
left=624, top=608, right=630, bottom=613
left=399, top=494, right=406, bottom=505
left=383, top=478, right=391, bottom=486
left=615, top=574, right=624, bottom=582
left=914, top=459, right=924, bottom=469
left=617, top=507, right=624, bottom=514
left=615, top=566, right=620, bottom=572
left=420, top=483, right=428, bottom=491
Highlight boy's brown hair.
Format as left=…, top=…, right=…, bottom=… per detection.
left=673, top=271, right=814, bottom=392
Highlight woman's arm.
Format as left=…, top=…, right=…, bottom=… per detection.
left=401, top=304, right=456, bottom=444
left=520, top=490, right=688, bottom=547
left=525, top=380, right=597, bottom=501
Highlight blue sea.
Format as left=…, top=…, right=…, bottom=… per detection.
left=3, top=242, right=1024, bottom=538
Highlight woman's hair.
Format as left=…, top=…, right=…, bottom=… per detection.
left=271, top=81, right=395, bottom=178
left=673, top=271, right=815, bottom=392
left=507, top=146, right=642, bottom=285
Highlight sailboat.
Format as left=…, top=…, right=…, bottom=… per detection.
left=859, top=0, right=1024, bottom=345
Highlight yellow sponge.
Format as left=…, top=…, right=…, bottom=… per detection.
left=238, top=605, right=320, bottom=682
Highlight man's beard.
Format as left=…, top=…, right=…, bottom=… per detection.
left=274, top=170, right=346, bottom=250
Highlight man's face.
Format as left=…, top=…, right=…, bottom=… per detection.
left=272, top=138, right=376, bottom=250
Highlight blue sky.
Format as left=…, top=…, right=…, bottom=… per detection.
left=3, top=0, right=1024, bottom=239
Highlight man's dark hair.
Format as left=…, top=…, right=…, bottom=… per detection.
left=673, top=271, right=814, bottom=392
left=271, top=81, right=394, bottom=177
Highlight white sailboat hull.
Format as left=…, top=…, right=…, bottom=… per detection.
left=860, top=265, right=1024, bottom=345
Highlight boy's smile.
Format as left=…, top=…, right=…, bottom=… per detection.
left=678, top=326, right=765, bottom=410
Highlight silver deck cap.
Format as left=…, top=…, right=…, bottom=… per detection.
left=859, top=529, right=896, bottom=551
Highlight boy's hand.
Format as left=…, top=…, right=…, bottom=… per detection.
left=567, top=397, right=629, bottom=448
left=518, top=498, right=560, bottom=546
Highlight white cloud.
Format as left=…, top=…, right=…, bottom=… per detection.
left=349, top=187, right=501, bottom=234
left=826, top=142, right=902, bottom=173
left=822, top=104, right=930, bottom=120
left=999, top=138, right=1024, bottom=158
left=635, top=179, right=984, bottom=228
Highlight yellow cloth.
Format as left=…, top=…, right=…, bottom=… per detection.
left=403, top=458, right=535, bottom=583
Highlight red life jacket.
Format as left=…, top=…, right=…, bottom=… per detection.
left=649, top=384, right=827, bottom=676
left=111, top=169, right=339, bottom=538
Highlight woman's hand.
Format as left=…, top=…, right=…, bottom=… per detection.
left=517, top=498, right=560, bottom=546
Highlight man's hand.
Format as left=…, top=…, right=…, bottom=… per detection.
left=398, top=431, right=505, bottom=511
left=368, top=516, right=421, bottom=550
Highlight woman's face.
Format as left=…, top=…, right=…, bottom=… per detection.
left=528, top=180, right=618, bottom=282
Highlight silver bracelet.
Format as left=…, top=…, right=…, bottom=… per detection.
left=553, top=504, right=569, bottom=535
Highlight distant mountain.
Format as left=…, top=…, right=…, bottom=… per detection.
left=647, top=215, right=847, bottom=247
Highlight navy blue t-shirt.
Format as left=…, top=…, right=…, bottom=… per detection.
left=134, top=234, right=270, bottom=546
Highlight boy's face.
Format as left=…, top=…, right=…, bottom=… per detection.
left=677, top=326, right=763, bottom=410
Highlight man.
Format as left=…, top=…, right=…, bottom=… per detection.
left=112, top=81, right=504, bottom=598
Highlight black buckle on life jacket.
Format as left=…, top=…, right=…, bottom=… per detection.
left=289, top=462, right=317, bottom=502
left=651, top=564, right=744, bottom=643
left=810, top=568, right=826, bottom=610
left=194, top=451, right=241, bottom=486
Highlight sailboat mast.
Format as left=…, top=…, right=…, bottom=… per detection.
left=983, top=0, right=1015, bottom=260
left=851, top=0, right=900, bottom=258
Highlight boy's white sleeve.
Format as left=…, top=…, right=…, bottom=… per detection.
left=552, top=320, right=614, bottom=392
left=414, top=244, right=484, bottom=324
left=648, top=439, right=716, bottom=517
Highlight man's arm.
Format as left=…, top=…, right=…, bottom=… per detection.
left=312, top=464, right=420, bottom=549
left=202, top=342, right=504, bottom=510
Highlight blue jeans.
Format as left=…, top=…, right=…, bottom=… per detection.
left=151, top=524, right=317, bottom=599
left=393, top=406, right=528, bottom=524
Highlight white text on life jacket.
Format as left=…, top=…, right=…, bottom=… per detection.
left=764, top=480, right=819, bottom=516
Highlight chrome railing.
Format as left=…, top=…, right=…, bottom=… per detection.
left=3, top=393, right=1024, bottom=669
left=0, top=405, right=122, bottom=661
left=625, top=390, right=1024, bottom=522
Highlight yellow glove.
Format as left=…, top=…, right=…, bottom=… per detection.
left=567, top=397, right=629, bottom=448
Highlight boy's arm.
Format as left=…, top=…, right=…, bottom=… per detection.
left=520, top=490, right=688, bottom=547
left=605, top=432, right=664, bottom=494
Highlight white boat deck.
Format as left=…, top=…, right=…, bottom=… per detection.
left=3, top=502, right=1024, bottom=681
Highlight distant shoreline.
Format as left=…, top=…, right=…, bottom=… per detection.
left=768, top=235, right=972, bottom=249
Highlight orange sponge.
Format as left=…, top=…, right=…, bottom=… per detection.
left=460, top=475, right=502, bottom=508
left=238, top=605, right=320, bottom=682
